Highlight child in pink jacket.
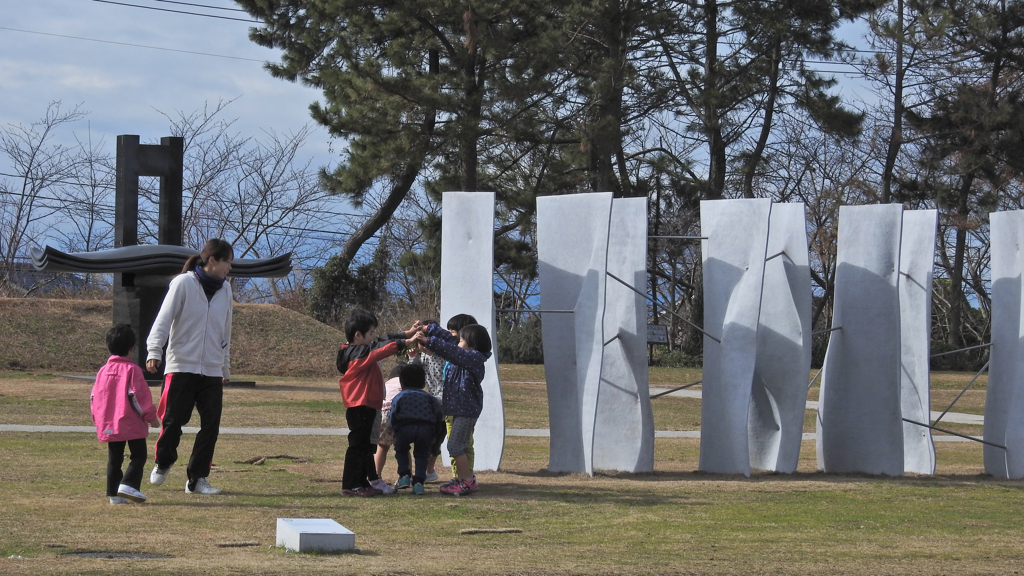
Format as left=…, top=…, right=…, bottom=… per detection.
left=91, top=325, right=159, bottom=504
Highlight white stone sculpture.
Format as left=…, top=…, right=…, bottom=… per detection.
left=537, top=192, right=614, bottom=474
left=748, top=202, right=812, bottom=473
left=985, top=210, right=1024, bottom=478
left=816, top=204, right=904, bottom=475
left=440, top=192, right=504, bottom=472
left=699, top=198, right=772, bottom=476
left=594, top=197, right=655, bottom=473
left=899, top=210, right=938, bottom=475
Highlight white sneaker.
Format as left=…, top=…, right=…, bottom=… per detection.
left=109, top=496, right=129, bottom=505
left=185, top=477, right=222, bottom=495
left=116, top=484, right=147, bottom=503
left=149, top=465, right=170, bottom=486
left=370, top=478, right=396, bottom=494
left=424, top=470, right=440, bottom=483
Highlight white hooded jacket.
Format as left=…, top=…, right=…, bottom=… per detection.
left=147, top=271, right=233, bottom=380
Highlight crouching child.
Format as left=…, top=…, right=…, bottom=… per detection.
left=390, top=363, right=446, bottom=495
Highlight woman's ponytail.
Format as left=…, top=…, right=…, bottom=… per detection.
left=182, top=254, right=203, bottom=274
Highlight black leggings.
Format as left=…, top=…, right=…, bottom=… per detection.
left=107, top=438, right=147, bottom=496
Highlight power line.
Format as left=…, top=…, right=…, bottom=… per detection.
left=89, top=0, right=261, bottom=23
left=0, top=26, right=265, bottom=62
left=151, top=0, right=248, bottom=12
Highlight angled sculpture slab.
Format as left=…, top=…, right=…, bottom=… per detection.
left=900, top=209, right=937, bottom=475
left=440, top=192, right=504, bottom=472
left=986, top=210, right=1024, bottom=478
left=594, top=197, right=655, bottom=473
left=700, top=198, right=772, bottom=476
left=748, top=202, right=812, bottom=473
left=816, top=204, right=904, bottom=475
left=537, top=192, right=613, bottom=474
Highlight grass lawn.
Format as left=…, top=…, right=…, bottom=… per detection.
left=0, top=367, right=1020, bottom=575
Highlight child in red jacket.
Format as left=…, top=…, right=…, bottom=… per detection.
left=91, top=325, right=160, bottom=504
left=337, top=308, right=417, bottom=496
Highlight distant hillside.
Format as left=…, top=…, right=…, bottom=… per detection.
left=0, top=298, right=343, bottom=378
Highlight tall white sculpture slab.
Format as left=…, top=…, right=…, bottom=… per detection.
left=985, top=210, right=1024, bottom=478
left=899, top=209, right=937, bottom=475
left=816, top=204, right=904, bottom=475
left=700, top=198, right=772, bottom=476
left=537, top=193, right=613, bottom=474
left=594, top=197, right=655, bottom=473
left=748, top=202, right=812, bottom=473
left=440, top=192, right=504, bottom=472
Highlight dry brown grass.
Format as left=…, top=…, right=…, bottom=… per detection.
left=1, top=372, right=1022, bottom=575
left=0, top=298, right=343, bottom=378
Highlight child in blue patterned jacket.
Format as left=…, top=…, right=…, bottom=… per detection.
left=409, top=321, right=491, bottom=496
left=389, top=363, right=446, bottom=494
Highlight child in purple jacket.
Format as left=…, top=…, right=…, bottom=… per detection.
left=410, top=322, right=492, bottom=496
left=91, top=325, right=159, bottom=504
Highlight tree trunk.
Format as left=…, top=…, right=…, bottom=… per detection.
left=704, top=0, right=725, bottom=200
left=880, top=0, right=905, bottom=204
left=947, top=176, right=973, bottom=349
left=740, top=39, right=781, bottom=199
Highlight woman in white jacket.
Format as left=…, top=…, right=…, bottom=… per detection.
left=145, top=238, right=233, bottom=495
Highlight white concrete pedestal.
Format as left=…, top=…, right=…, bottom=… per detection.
left=276, top=518, right=354, bottom=552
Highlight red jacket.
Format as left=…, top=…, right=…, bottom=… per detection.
left=336, top=335, right=406, bottom=409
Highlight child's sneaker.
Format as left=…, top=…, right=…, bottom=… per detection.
left=424, top=470, right=440, bottom=483
left=149, top=465, right=170, bottom=486
left=370, top=478, right=396, bottom=494
left=116, top=484, right=147, bottom=503
left=439, top=477, right=460, bottom=489
left=412, top=482, right=425, bottom=495
left=342, top=486, right=381, bottom=497
left=440, top=478, right=477, bottom=496
left=395, top=475, right=412, bottom=490
left=185, top=477, right=222, bottom=495
left=108, top=496, right=129, bottom=505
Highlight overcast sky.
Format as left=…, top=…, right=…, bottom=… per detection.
left=0, top=0, right=332, bottom=167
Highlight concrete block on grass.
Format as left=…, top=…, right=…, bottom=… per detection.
left=276, top=518, right=354, bottom=553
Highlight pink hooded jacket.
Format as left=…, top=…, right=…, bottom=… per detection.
left=90, top=355, right=158, bottom=442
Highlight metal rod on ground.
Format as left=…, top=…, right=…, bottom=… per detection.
left=496, top=309, right=575, bottom=314
left=930, top=342, right=991, bottom=358
left=651, top=380, right=702, bottom=399
left=933, top=360, right=990, bottom=426
left=812, top=326, right=842, bottom=336
left=649, top=235, right=707, bottom=240
left=605, top=272, right=722, bottom=343
left=765, top=251, right=786, bottom=262
left=807, top=367, right=823, bottom=390
left=902, top=417, right=1005, bottom=450
left=603, top=334, right=620, bottom=347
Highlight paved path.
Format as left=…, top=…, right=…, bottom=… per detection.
left=0, top=424, right=982, bottom=442
left=5, top=380, right=980, bottom=441
left=648, top=387, right=984, bottom=425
